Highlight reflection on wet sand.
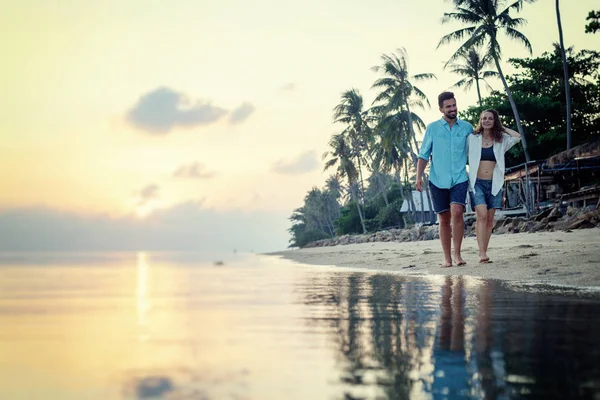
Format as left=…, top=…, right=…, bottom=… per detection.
left=300, top=273, right=600, bottom=399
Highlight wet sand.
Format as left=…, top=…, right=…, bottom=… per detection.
left=273, top=228, right=600, bottom=288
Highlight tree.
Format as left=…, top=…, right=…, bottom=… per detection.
left=332, top=89, right=370, bottom=205
left=287, top=176, right=342, bottom=248
left=446, top=48, right=499, bottom=106
left=438, top=0, right=536, bottom=163
left=371, top=47, right=435, bottom=161
left=585, top=10, right=600, bottom=34
left=323, top=133, right=367, bottom=234
left=371, top=48, right=436, bottom=222
left=555, top=0, right=572, bottom=149
left=463, top=48, right=600, bottom=165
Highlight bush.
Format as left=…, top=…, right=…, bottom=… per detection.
left=377, top=199, right=404, bottom=229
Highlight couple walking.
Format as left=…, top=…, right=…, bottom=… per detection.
left=416, top=91, right=521, bottom=267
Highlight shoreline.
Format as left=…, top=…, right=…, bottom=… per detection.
left=271, top=228, right=600, bottom=289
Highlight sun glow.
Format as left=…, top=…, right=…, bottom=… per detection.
left=136, top=252, right=151, bottom=341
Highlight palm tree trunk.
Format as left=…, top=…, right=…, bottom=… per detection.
left=394, top=167, right=410, bottom=228
left=492, top=48, right=533, bottom=213
left=356, top=156, right=366, bottom=205
left=475, top=78, right=483, bottom=107
left=405, top=101, right=419, bottom=154
left=491, top=51, right=531, bottom=163
left=424, top=174, right=435, bottom=223
left=367, top=153, right=389, bottom=206
left=376, top=171, right=390, bottom=206
left=556, top=0, right=572, bottom=149
left=403, top=159, right=417, bottom=223
left=350, top=182, right=367, bottom=234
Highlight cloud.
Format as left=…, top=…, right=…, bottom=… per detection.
left=135, top=184, right=160, bottom=206
left=0, top=204, right=290, bottom=252
left=228, top=102, right=255, bottom=124
left=173, top=162, right=216, bottom=179
left=280, top=83, right=296, bottom=91
left=126, top=87, right=227, bottom=134
left=272, top=150, right=319, bottom=175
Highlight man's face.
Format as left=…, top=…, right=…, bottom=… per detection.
left=440, top=98, right=457, bottom=120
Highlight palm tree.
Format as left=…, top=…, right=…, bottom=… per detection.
left=371, top=108, right=419, bottom=221
left=371, top=48, right=435, bottom=160
left=438, top=0, right=536, bottom=163
left=446, top=48, right=499, bottom=106
left=323, top=134, right=367, bottom=234
left=555, top=0, right=572, bottom=149
left=371, top=49, right=436, bottom=223
left=333, top=89, right=369, bottom=204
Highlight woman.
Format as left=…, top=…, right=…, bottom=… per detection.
left=467, top=109, right=521, bottom=263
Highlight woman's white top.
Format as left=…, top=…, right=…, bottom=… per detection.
left=467, top=133, right=521, bottom=196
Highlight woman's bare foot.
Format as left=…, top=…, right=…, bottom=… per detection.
left=441, top=259, right=453, bottom=268
left=453, top=253, right=466, bottom=266
left=479, top=253, right=490, bottom=263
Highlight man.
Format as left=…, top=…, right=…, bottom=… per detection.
left=416, top=92, right=472, bottom=268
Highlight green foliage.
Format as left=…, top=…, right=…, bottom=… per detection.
left=375, top=198, right=404, bottom=229
left=586, top=10, right=600, bottom=34
left=288, top=223, right=330, bottom=248
left=288, top=179, right=341, bottom=248
left=463, top=48, right=600, bottom=165
left=334, top=202, right=365, bottom=235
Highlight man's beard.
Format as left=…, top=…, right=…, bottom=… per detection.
left=445, top=112, right=457, bottom=120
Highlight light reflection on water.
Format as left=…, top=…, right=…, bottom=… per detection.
left=0, top=252, right=598, bottom=399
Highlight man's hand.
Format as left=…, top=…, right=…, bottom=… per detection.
left=416, top=178, right=423, bottom=192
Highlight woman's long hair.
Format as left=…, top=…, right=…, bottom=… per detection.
left=473, top=109, right=504, bottom=142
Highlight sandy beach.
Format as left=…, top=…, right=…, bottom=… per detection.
left=273, top=228, right=600, bottom=288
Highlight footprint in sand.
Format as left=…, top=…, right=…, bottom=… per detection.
left=520, top=252, right=539, bottom=259
left=537, top=268, right=554, bottom=275
left=422, top=249, right=436, bottom=255
left=513, top=244, right=534, bottom=249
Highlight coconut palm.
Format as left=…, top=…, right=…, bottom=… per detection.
left=323, top=133, right=367, bottom=234
left=438, top=0, right=536, bottom=163
left=555, top=0, right=572, bottom=149
left=333, top=89, right=370, bottom=204
left=371, top=50, right=436, bottom=223
left=446, top=48, right=499, bottom=106
left=371, top=47, right=435, bottom=159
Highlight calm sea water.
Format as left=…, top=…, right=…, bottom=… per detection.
left=0, top=252, right=599, bottom=400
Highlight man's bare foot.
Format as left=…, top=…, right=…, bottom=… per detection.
left=453, top=254, right=466, bottom=266
left=441, top=260, right=452, bottom=268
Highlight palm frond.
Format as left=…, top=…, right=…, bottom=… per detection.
left=481, top=70, right=499, bottom=78
left=437, top=26, right=477, bottom=48
left=412, top=73, right=436, bottom=81
left=452, top=77, right=473, bottom=89
left=504, top=27, right=533, bottom=54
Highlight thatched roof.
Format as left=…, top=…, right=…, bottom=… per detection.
left=546, top=138, right=600, bottom=167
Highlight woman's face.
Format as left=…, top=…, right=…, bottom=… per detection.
left=481, top=112, right=495, bottom=130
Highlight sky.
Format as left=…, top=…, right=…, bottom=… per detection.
left=0, top=0, right=597, bottom=252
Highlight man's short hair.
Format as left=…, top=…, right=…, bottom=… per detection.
left=438, top=91, right=455, bottom=108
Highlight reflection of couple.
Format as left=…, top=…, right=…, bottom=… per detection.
left=416, top=91, right=521, bottom=267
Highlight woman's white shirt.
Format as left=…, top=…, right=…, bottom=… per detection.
left=467, top=133, right=521, bottom=196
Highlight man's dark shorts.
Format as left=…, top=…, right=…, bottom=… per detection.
left=429, top=180, right=468, bottom=214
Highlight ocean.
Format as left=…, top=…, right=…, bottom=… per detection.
left=0, top=251, right=599, bottom=399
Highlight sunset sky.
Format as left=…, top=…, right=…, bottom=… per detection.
left=1, top=0, right=597, bottom=252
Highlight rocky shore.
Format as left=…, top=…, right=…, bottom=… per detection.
left=303, top=206, right=600, bottom=248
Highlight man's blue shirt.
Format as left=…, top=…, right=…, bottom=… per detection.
left=418, top=117, right=473, bottom=189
